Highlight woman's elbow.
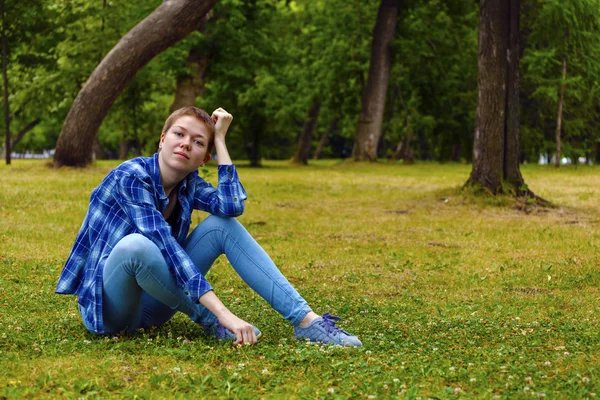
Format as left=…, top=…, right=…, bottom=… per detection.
left=220, top=201, right=245, bottom=217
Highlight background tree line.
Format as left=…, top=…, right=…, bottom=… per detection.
left=2, top=0, right=600, bottom=167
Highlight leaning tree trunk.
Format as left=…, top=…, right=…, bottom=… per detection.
left=1, top=0, right=10, bottom=165
left=313, top=116, right=339, bottom=160
left=392, top=118, right=414, bottom=164
left=555, top=56, right=567, bottom=168
left=353, top=0, right=400, bottom=161
left=169, top=13, right=211, bottom=113
left=292, top=99, right=321, bottom=164
left=0, top=119, right=40, bottom=160
left=466, top=0, right=528, bottom=194
left=53, top=0, right=217, bottom=167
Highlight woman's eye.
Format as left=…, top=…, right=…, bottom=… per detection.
left=194, top=140, right=204, bottom=147
left=174, top=131, right=183, bottom=136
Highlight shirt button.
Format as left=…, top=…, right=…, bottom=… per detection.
left=233, top=197, right=238, bottom=202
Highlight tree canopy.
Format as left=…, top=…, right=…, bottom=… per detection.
left=2, top=0, right=600, bottom=165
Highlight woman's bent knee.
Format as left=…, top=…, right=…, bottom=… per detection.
left=113, top=234, right=161, bottom=260
left=201, top=215, right=240, bottom=229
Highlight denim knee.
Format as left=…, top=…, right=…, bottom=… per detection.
left=201, top=215, right=240, bottom=231
left=113, top=234, right=160, bottom=262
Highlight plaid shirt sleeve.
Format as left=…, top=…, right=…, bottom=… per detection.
left=193, top=164, right=248, bottom=216
left=115, top=171, right=212, bottom=302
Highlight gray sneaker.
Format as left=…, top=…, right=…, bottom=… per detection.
left=294, top=313, right=362, bottom=347
left=204, top=320, right=262, bottom=341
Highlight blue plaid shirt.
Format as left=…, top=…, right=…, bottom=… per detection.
left=55, top=153, right=247, bottom=334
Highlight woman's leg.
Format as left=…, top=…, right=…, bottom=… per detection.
left=101, top=234, right=205, bottom=334
left=184, top=216, right=312, bottom=327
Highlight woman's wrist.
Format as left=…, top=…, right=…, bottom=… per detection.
left=198, top=290, right=230, bottom=318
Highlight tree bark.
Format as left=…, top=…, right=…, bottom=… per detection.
left=313, top=116, right=339, bottom=160
left=391, top=117, right=414, bottom=163
left=53, top=0, right=217, bottom=167
left=292, top=99, right=321, bottom=164
left=466, top=0, right=528, bottom=195
left=92, top=137, right=106, bottom=160
left=503, top=0, right=524, bottom=187
left=0, top=119, right=40, bottom=159
left=1, top=0, right=10, bottom=165
left=353, top=0, right=400, bottom=161
left=169, top=13, right=211, bottom=113
left=555, top=56, right=567, bottom=167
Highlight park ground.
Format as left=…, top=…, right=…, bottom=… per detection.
left=0, top=159, right=599, bottom=398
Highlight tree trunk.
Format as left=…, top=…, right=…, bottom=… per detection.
left=53, top=0, right=217, bottom=167
left=466, top=0, right=529, bottom=195
left=92, top=137, right=106, bottom=160
left=245, top=108, right=263, bottom=167
left=353, top=0, right=400, bottom=161
left=313, top=116, right=339, bottom=160
left=0, top=119, right=40, bottom=159
left=392, top=117, right=414, bottom=164
left=292, top=99, right=321, bottom=164
left=555, top=56, right=567, bottom=168
left=1, top=0, right=10, bottom=165
left=169, top=13, right=211, bottom=113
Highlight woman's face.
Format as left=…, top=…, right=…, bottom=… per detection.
left=158, top=115, right=212, bottom=175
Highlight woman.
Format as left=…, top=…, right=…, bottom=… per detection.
left=56, top=106, right=361, bottom=347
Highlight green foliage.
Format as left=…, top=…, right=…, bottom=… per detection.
left=385, top=0, right=478, bottom=161
left=521, top=0, right=600, bottom=162
left=3, top=0, right=600, bottom=162
left=1, top=160, right=600, bottom=397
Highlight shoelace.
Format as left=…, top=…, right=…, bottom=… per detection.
left=204, top=321, right=227, bottom=339
left=214, top=321, right=227, bottom=338
left=320, top=312, right=350, bottom=335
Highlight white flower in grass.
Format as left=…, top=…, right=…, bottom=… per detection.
left=83, top=339, right=91, bottom=344
left=368, top=396, right=376, bottom=399
left=393, top=378, right=399, bottom=383
left=537, top=393, right=546, bottom=398
left=543, top=361, right=551, bottom=366
left=262, top=368, right=269, bottom=374
left=327, top=388, right=335, bottom=394
left=582, top=377, right=590, bottom=383
left=454, top=387, right=462, bottom=393
left=470, top=378, right=477, bottom=382
left=237, top=363, right=246, bottom=369
left=524, top=386, right=530, bottom=392
left=449, top=367, right=456, bottom=371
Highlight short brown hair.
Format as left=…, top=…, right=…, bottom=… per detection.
left=162, top=106, right=215, bottom=153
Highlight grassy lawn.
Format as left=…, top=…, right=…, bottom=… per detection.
left=1, top=159, right=599, bottom=398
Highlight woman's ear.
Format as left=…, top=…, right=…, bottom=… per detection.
left=159, top=133, right=166, bottom=149
left=201, top=153, right=211, bottom=166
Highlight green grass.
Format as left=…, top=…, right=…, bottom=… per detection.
left=1, top=159, right=599, bottom=398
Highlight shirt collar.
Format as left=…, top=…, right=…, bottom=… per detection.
left=150, top=153, right=168, bottom=201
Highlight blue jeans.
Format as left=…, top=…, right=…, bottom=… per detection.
left=101, top=216, right=312, bottom=334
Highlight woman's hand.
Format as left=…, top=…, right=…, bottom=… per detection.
left=198, top=290, right=257, bottom=346
left=217, top=311, right=258, bottom=347
left=211, top=108, right=233, bottom=142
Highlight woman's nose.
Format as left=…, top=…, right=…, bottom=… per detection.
left=181, top=137, right=192, bottom=149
